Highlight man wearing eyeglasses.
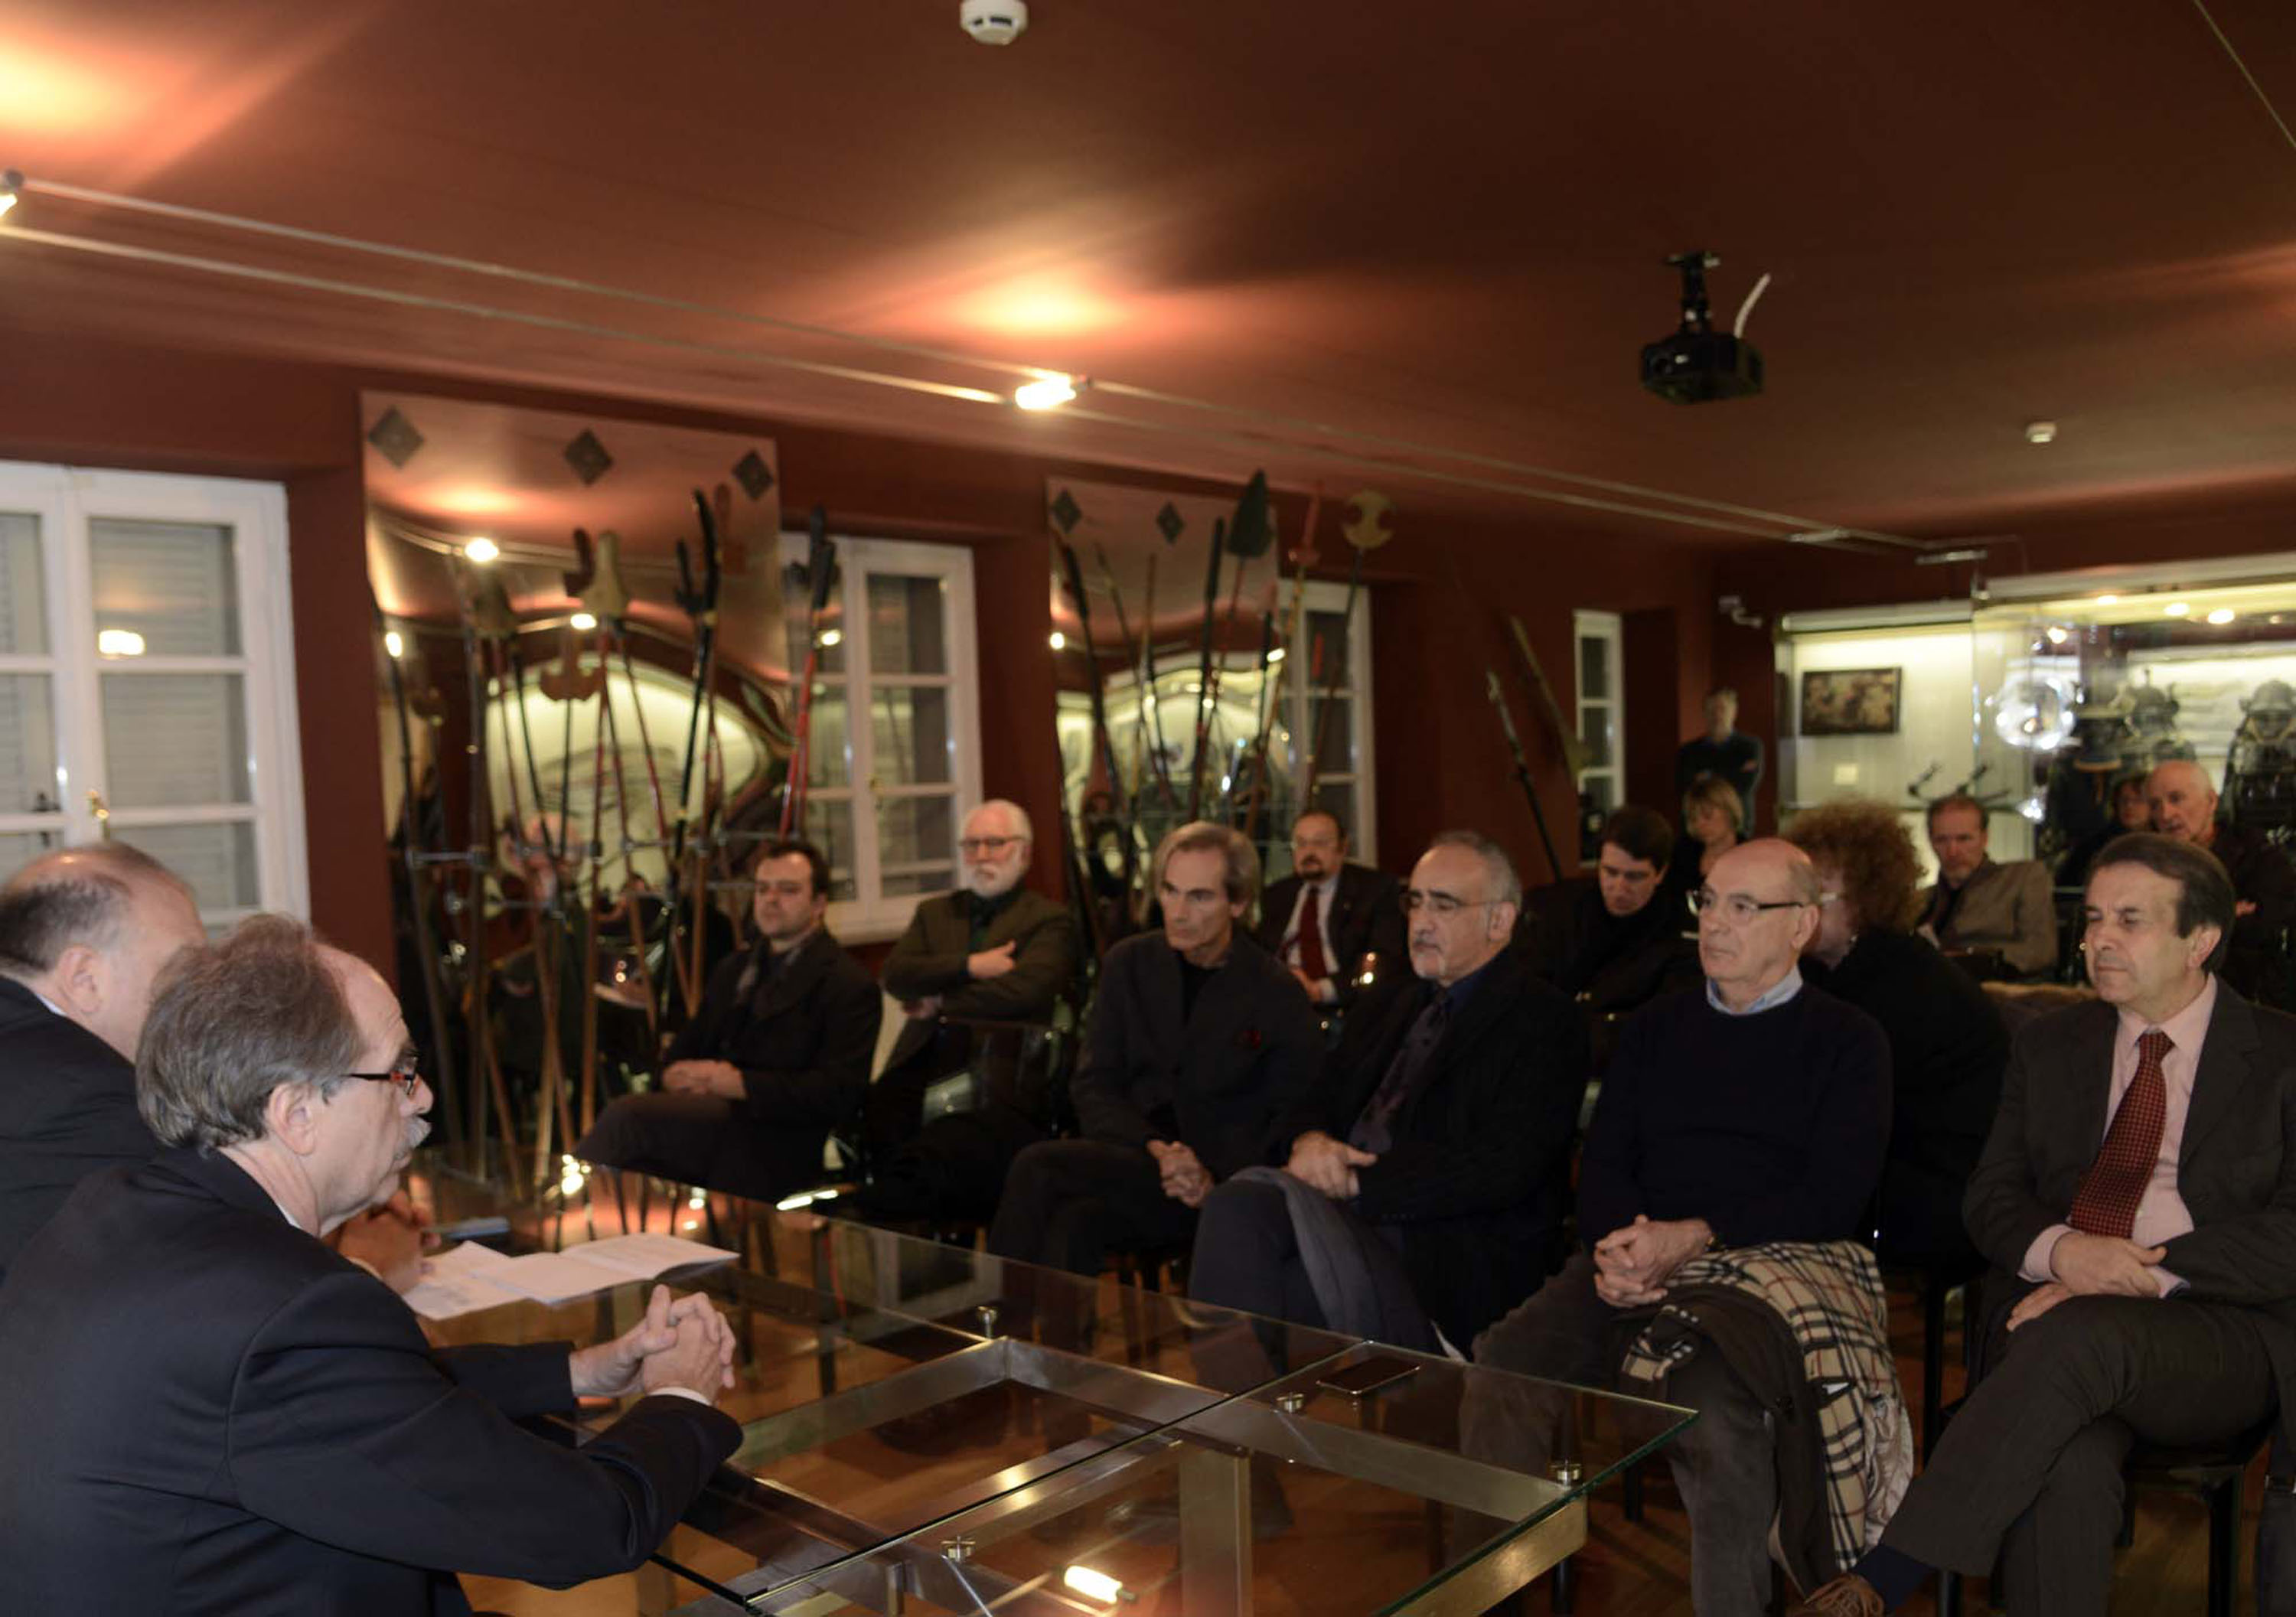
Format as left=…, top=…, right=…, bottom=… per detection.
left=859, top=800, right=1078, bottom=1223
left=0, top=916, right=743, bottom=1614
left=1253, top=810, right=1404, bottom=1012
left=1476, top=839, right=1892, bottom=1615
left=1190, top=831, right=1587, bottom=1355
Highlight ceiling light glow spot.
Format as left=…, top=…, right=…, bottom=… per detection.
left=96, top=628, right=145, bottom=657
left=2164, top=601, right=2190, bottom=618
left=2024, top=420, right=2058, bottom=445
left=383, top=630, right=404, bottom=659
left=1266, top=647, right=1286, bottom=663
left=1014, top=377, right=1078, bottom=412
left=1063, top=1566, right=1124, bottom=1603
left=570, top=611, right=597, bottom=631
left=2044, top=626, right=2068, bottom=645
left=1049, top=631, right=1066, bottom=650
left=463, top=536, right=501, bottom=564
left=2095, top=595, right=2119, bottom=606
left=2208, top=608, right=2236, bottom=625
left=818, top=628, right=843, bottom=648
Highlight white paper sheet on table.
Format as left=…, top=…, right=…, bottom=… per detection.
left=401, top=1241, right=525, bottom=1319
left=401, top=1234, right=739, bottom=1318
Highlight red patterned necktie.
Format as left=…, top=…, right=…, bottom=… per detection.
left=2066, top=1028, right=2172, bottom=1240
left=1296, top=884, right=1330, bottom=980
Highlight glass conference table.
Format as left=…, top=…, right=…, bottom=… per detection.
left=412, top=1159, right=1694, bottom=1616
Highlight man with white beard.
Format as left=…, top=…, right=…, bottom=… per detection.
left=856, top=800, right=1078, bottom=1224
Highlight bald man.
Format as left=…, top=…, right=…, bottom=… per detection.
left=0, top=844, right=205, bottom=1282
left=2148, top=760, right=2296, bottom=1008
left=1476, top=839, right=1893, bottom=1615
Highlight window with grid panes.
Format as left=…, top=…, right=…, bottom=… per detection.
left=1574, top=610, right=1624, bottom=817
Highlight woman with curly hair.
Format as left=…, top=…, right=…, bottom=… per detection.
left=1785, top=797, right=2010, bottom=1269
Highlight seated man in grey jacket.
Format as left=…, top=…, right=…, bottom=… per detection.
left=988, top=822, right=1322, bottom=1280
left=1916, top=793, right=2056, bottom=979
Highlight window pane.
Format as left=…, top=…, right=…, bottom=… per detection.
left=1579, top=634, right=1612, bottom=702
left=101, top=673, right=250, bottom=807
left=782, top=556, right=845, bottom=676
left=795, top=798, right=859, bottom=903
left=0, top=675, right=57, bottom=816
left=1303, top=609, right=1352, bottom=688
left=870, top=686, right=951, bottom=786
left=1310, top=780, right=1358, bottom=837
left=91, top=519, right=240, bottom=657
left=801, top=686, right=851, bottom=790
left=868, top=575, right=948, bottom=675
left=1578, top=704, right=1615, bottom=770
left=879, top=794, right=956, bottom=897
left=117, top=821, right=259, bottom=911
left=0, top=514, right=47, bottom=654
left=1303, top=696, right=1356, bottom=777
left=1584, top=773, right=1617, bottom=812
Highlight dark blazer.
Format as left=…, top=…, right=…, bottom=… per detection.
left=0, top=976, right=155, bottom=1286
left=879, top=888, right=1078, bottom=1073
left=1516, top=879, right=1701, bottom=1018
left=1072, top=931, right=1323, bottom=1182
left=0, top=1148, right=739, bottom=1615
left=2210, top=820, right=2296, bottom=1009
left=1963, top=984, right=2296, bottom=1446
left=668, top=928, right=882, bottom=1192
left=1279, top=953, right=1590, bottom=1348
left=1254, top=862, right=1406, bottom=1008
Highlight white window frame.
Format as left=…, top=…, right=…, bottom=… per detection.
left=781, top=531, right=981, bottom=944
left=1282, top=577, right=1378, bottom=865
left=0, top=461, right=308, bottom=923
left=1574, top=609, right=1624, bottom=816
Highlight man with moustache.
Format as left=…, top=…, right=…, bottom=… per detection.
left=0, top=917, right=743, bottom=1614
left=1189, top=831, right=1587, bottom=1353
left=1254, top=810, right=1405, bottom=1012
left=857, top=799, right=1078, bottom=1223
left=1476, top=839, right=1892, bottom=1616
left=1793, top=834, right=2296, bottom=1616
left=2145, top=758, right=2295, bottom=1006
left=989, top=821, right=1322, bottom=1278
left=576, top=838, right=881, bottom=1199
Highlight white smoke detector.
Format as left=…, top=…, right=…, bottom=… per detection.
left=960, top=0, right=1028, bottom=44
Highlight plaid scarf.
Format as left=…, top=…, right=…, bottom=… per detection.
left=1616, top=1240, right=1913, bottom=1572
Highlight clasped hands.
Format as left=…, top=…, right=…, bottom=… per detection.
left=569, top=1283, right=738, bottom=1405
left=1591, top=1214, right=1714, bottom=1308
left=2008, top=1231, right=2170, bottom=1331
left=661, top=1058, right=744, bottom=1099
left=1147, top=1139, right=1213, bottom=1208
left=1283, top=1130, right=1375, bottom=1199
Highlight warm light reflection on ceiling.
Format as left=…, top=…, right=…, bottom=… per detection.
left=0, top=45, right=132, bottom=133
left=432, top=485, right=517, bottom=516
left=954, top=279, right=1125, bottom=337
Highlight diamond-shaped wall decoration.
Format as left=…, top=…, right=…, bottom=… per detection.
left=1155, top=502, right=1185, bottom=546
left=1049, top=487, right=1082, bottom=535
left=563, top=429, right=614, bottom=487
left=732, top=450, right=775, bottom=501
left=366, top=406, right=425, bottom=469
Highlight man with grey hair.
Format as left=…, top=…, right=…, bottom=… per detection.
left=859, top=798, right=1078, bottom=1224
left=0, top=916, right=744, bottom=1613
left=2146, top=758, right=2295, bottom=1006
left=1190, top=830, right=1587, bottom=1353
left=0, top=843, right=205, bottom=1282
left=990, top=821, right=1321, bottom=1277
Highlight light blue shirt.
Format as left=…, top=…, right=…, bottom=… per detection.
left=1706, top=964, right=1804, bottom=1017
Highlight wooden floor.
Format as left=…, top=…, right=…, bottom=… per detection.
left=464, top=1272, right=2268, bottom=1616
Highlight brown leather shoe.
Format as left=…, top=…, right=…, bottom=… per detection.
left=1785, top=1574, right=1884, bottom=1616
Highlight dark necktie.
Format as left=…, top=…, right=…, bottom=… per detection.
left=1349, top=993, right=1450, bottom=1154
left=2067, top=1028, right=2171, bottom=1240
left=1296, top=884, right=1330, bottom=980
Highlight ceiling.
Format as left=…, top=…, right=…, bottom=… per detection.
left=3, top=0, right=2294, bottom=553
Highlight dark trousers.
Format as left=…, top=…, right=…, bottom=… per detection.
left=852, top=1105, right=1051, bottom=1227
left=1473, top=1252, right=1781, bottom=1617
left=987, top=1138, right=1197, bottom=1278
left=1188, top=1174, right=1439, bottom=1352
left=573, top=1093, right=787, bottom=1199
left=1880, top=1289, right=2278, bottom=1615
left=1874, top=1156, right=1983, bottom=1274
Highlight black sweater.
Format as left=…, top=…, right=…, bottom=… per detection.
left=1579, top=983, right=1891, bottom=1249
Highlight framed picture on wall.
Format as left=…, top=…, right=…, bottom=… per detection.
left=1800, top=667, right=1902, bottom=735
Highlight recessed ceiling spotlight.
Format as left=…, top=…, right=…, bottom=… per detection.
left=1049, top=631, right=1066, bottom=650
left=464, top=536, right=501, bottom=564
left=1014, top=374, right=1078, bottom=412
left=2207, top=608, right=2236, bottom=625
left=2164, top=601, right=2191, bottom=618
left=2024, top=420, right=2057, bottom=445
left=0, top=170, right=21, bottom=221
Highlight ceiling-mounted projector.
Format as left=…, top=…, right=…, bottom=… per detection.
left=1640, top=249, right=1765, bottom=404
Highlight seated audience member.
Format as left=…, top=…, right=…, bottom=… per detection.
left=1519, top=805, right=1700, bottom=1052
left=2056, top=772, right=2149, bottom=892
left=2148, top=758, right=2296, bottom=1008
left=859, top=799, right=1078, bottom=1222
left=1476, top=839, right=1893, bottom=1616
left=1664, top=771, right=1746, bottom=913
left=576, top=839, right=880, bottom=1198
left=1190, top=832, right=1587, bottom=1352
left=0, top=844, right=206, bottom=1285
left=1916, top=792, right=2057, bottom=979
left=0, top=917, right=742, bottom=1613
left=1254, top=810, right=1405, bottom=1012
left=1789, top=798, right=2010, bottom=1270
left=990, top=822, right=1322, bottom=1278
left=1792, top=835, right=2296, bottom=1617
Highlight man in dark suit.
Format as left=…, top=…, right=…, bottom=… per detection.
left=576, top=838, right=882, bottom=1199
left=860, top=798, right=1078, bottom=1221
left=1792, top=833, right=2296, bottom=1616
left=0, top=843, right=206, bottom=1283
left=990, top=821, right=1322, bottom=1278
left=1191, top=831, right=1587, bottom=1353
left=0, top=914, right=742, bottom=1615
left=1518, top=804, right=1701, bottom=1068
left=2148, top=758, right=2295, bottom=1007
left=1254, top=810, right=1404, bottom=1013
